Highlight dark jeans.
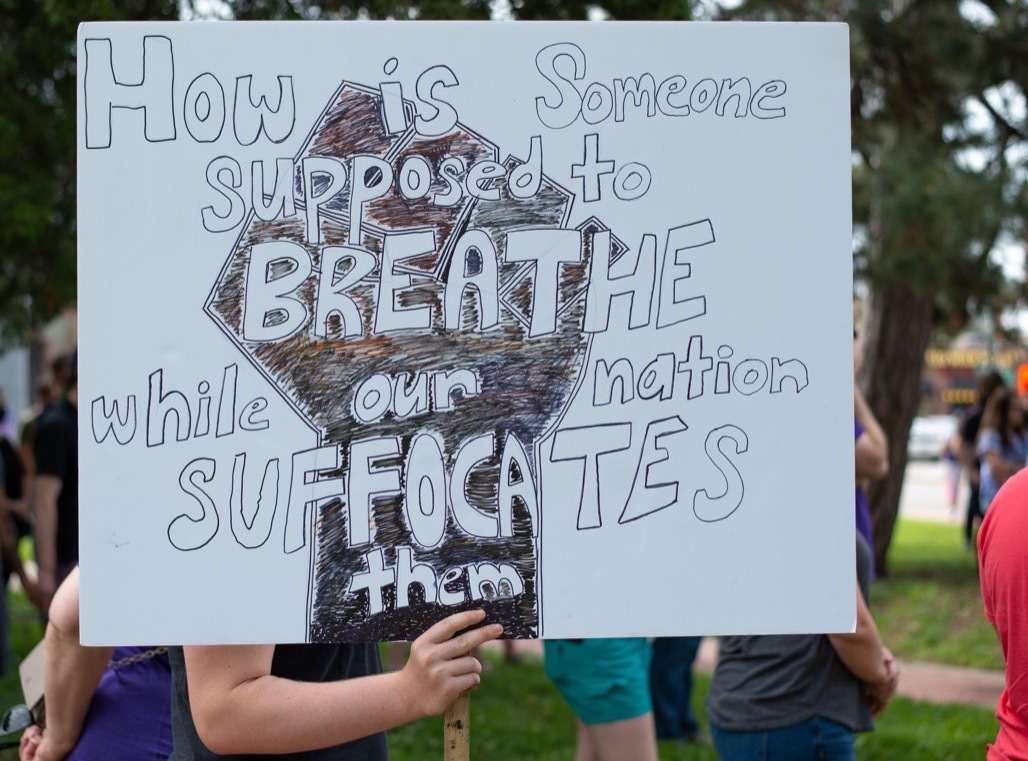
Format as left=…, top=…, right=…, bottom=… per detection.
left=711, top=717, right=856, bottom=761
left=649, top=636, right=702, bottom=739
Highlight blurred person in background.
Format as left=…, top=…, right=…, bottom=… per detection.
left=853, top=332, right=888, bottom=579
left=32, top=352, right=78, bottom=613
left=975, top=386, right=1027, bottom=515
left=957, top=371, right=1006, bottom=547
left=544, top=638, right=659, bottom=761
left=941, top=433, right=963, bottom=515
left=0, top=389, right=16, bottom=443
left=18, top=375, right=57, bottom=504
left=649, top=636, right=708, bottom=744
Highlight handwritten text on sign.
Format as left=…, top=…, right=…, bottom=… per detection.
left=78, top=23, right=852, bottom=644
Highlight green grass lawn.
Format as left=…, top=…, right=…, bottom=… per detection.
left=0, top=516, right=1002, bottom=759
left=872, top=518, right=1003, bottom=670
left=387, top=655, right=998, bottom=761
left=0, top=591, right=42, bottom=761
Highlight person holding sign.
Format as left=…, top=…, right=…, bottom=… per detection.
left=169, top=610, right=501, bottom=759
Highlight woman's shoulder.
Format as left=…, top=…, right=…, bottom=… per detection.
left=977, top=426, right=1002, bottom=450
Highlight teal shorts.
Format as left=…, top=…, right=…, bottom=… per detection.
left=543, top=638, right=652, bottom=725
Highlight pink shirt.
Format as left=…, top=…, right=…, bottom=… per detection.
left=979, top=469, right=1028, bottom=760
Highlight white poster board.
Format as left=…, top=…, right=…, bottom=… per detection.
left=77, top=20, right=856, bottom=645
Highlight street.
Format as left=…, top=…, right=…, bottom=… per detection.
left=899, top=459, right=967, bottom=525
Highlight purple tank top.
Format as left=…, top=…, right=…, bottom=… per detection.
left=855, top=421, right=876, bottom=579
left=67, top=646, right=173, bottom=761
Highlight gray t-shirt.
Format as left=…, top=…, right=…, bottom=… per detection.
left=704, top=536, right=875, bottom=733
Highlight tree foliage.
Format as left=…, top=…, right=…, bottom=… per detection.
left=717, top=0, right=1026, bottom=573
left=0, top=0, right=690, bottom=347
left=222, top=0, right=692, bottom=19
left=223, top=0, right=490, bottom=19
left=3, top=0, right=1025, bottom=574
left=0, top=0, right=181, bottom=346
left=848, top=1, right=1024, bottom=575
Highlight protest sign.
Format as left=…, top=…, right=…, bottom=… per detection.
left=77, top=21, right=855, bottom=644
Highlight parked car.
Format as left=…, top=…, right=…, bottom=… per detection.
left=907, top=414, right=958, bottom=460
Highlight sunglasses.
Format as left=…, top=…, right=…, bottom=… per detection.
left=0, top=704, right=35, bottom=749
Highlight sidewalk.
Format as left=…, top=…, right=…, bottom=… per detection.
left=490, top=637, right=1005, bottom=711
left=892, top=659, right=1004, bottom=710
left=692, top=639, right=1004, bottom=711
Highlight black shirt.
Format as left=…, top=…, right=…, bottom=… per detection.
left=169, top=643, right=388, bottom=760
left=33, top=399, right=78, bottom=565
left=0, top=437, right=23, bottom=500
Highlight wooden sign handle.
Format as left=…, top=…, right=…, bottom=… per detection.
left=443, top=691, right=471, bottom=761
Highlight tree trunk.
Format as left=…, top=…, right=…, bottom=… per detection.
left=861, top=282, right=935, bottom=576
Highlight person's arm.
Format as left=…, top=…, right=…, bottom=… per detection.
left=185, top=609, right=502, bottom=755
left=23, top=568, right=114, bottom=761
left=864, top=646, right=900, bottom=716
left=828, top=582, right=887, bottom=682
left=827, top=583, right=899, bottom=712
left=855, top=388, right=888, bottom=481
left=32, top=475, right=60, bottom=612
